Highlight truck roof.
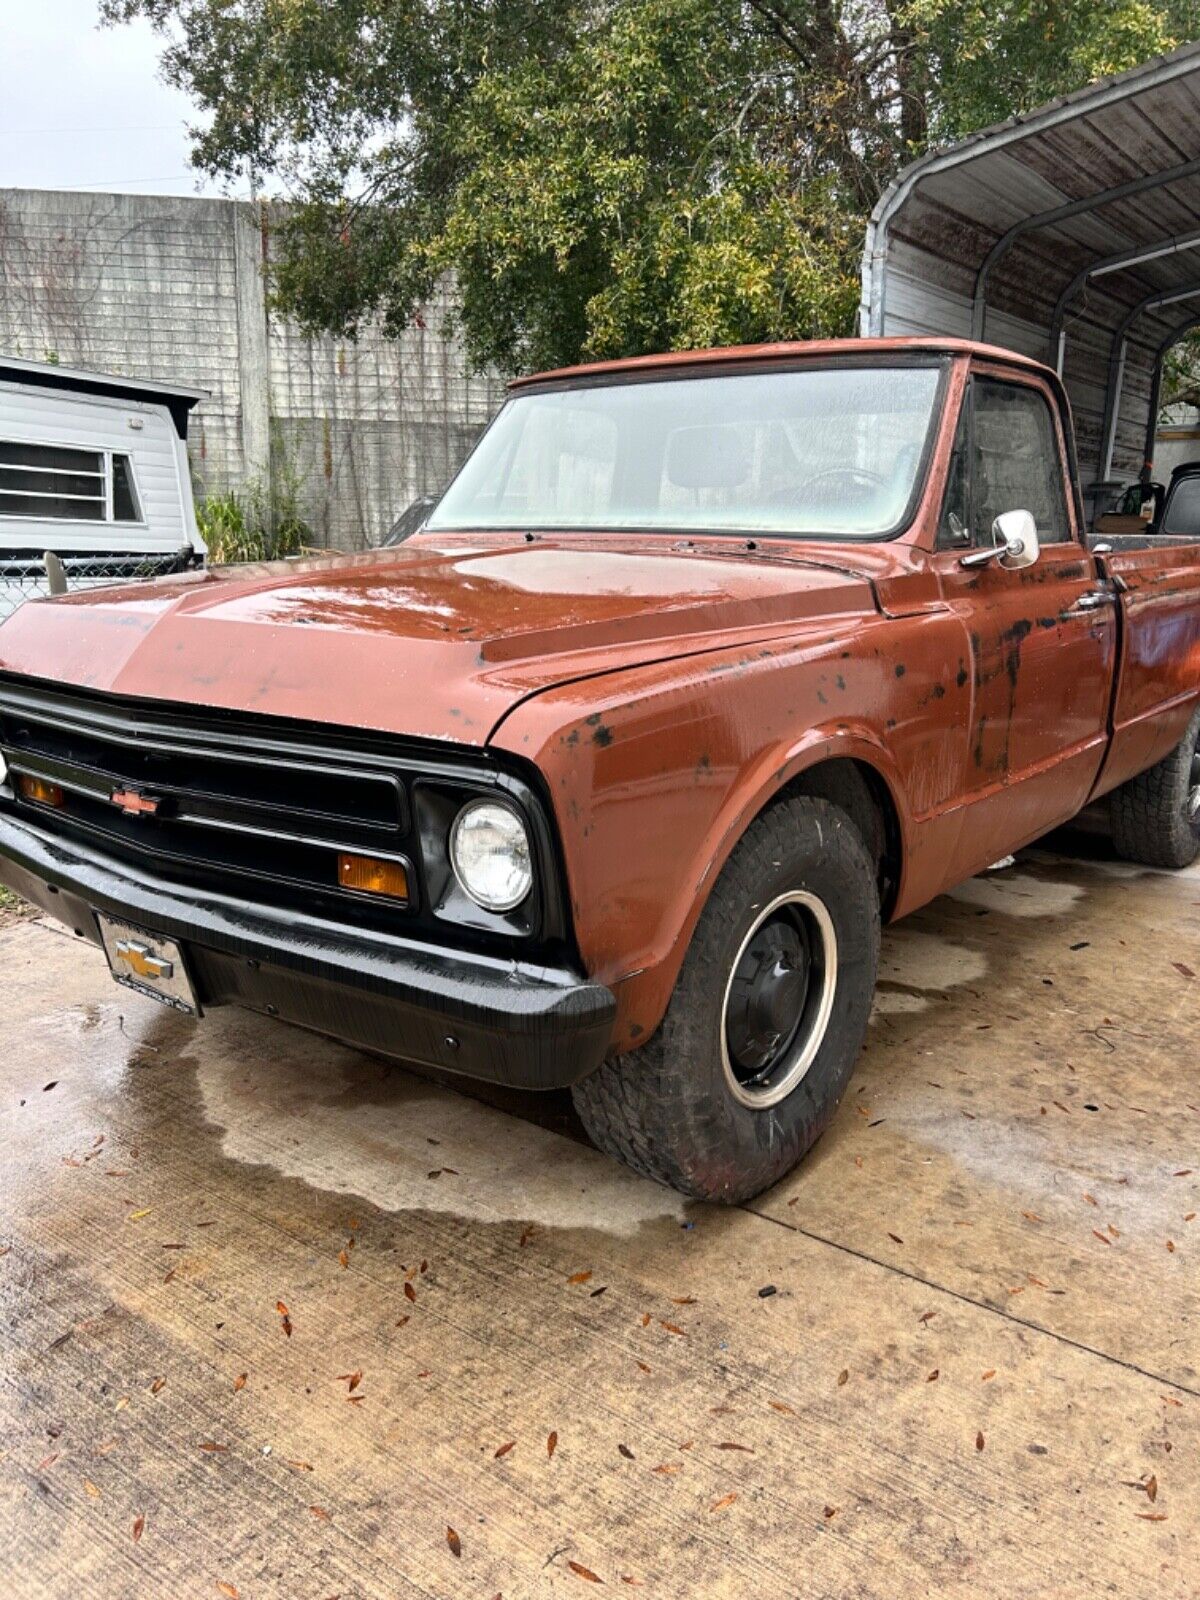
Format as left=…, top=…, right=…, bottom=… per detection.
left=0, top=355, right=208, bottom=440
left=508, top=336, right=1055, bottom=391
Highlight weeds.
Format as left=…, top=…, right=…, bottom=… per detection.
left=193, top=449, right=312, bottom=565
left=0, top=885, right=32, bottom=922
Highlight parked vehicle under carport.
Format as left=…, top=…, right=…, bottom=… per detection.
left=5, top=46, right=1200, bottom=1204
left=1, top=335, right=1198, bottom=1204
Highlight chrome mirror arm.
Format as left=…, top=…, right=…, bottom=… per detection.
left=960, top=542, right=1006, bottom=570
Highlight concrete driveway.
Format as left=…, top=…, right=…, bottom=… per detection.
left=1, top=839, right=1197, bottom=1598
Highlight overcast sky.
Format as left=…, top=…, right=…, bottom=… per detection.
left=0, top=0, right=236, bottom=198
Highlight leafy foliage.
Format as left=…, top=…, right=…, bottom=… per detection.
left=193, top=458, right=311, bottom=564
left=0, top=885, right=32, bottom=921
left=1161, top=330, right=1200, bottom=418
left=102, top=0, right=1200, bottom=373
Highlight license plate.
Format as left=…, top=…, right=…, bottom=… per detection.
left=97, top=914, right=201, bottom=1016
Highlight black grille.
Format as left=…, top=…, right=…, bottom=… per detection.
left=0, top=679, right=425, bottom=933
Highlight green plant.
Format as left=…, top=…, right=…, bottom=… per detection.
left=193, top=460, right=312, bottom=565
left=1161, top=330, right=1200, bottom=421
left=0, top=885, right=32, bottom=921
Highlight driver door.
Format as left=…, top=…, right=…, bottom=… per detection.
left=933, top=368, right=1118, bottom=882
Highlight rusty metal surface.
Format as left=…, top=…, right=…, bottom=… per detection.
left=507, top=334, right=1051, bottom=390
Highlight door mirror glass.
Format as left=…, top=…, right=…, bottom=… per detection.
left=994, top=508, right=1040, bottom=570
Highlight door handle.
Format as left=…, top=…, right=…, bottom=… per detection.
left=1062, top=590, right=1115, bottom=616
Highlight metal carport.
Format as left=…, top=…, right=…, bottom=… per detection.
left=860, top=41, right=1200, bottom=515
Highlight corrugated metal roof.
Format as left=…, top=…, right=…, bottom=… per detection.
left=861, top=41, right=1200, bottom=493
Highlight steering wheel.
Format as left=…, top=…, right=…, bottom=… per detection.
left=770, top=467, right=888, bottom=506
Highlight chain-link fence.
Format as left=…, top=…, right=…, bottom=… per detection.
left=0, top=550, right=195, bottom=623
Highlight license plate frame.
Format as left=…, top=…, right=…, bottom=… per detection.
left=96, top=913, right=202, bottom=1016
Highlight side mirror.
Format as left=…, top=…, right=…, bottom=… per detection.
left=960, top=509, right=1040, bottom=571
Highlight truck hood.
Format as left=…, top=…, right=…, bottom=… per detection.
left=0, top=536, right=877, bottom=746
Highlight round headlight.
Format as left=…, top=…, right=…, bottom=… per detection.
left=450, top=799, right=533, bottom=912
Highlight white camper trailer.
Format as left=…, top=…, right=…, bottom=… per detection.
left=0, top=357, right=207, bottom=621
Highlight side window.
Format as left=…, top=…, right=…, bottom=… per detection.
left=937, top=397, right=971, bottom=549
left=1161, top=476, right=1200, bottom=538
left=972, top=379, right=1070, bottom=544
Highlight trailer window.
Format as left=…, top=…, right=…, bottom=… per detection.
left=0, top=442, right=144, bottom=524
left=0, top=441, right=105, bottom=520
left=112, top=454, right=142, bottom=522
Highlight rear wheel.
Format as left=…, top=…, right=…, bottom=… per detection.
left=571, top=796, right=880, bottom=1203
left=1110, top=705, right=1200, bottom=870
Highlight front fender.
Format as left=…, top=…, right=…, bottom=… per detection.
left=492, top=614, right=968, bottom=1050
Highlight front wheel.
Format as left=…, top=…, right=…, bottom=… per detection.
left=1110, top=704, right=1200, bottom=870
left=571, top=796, right=881, bottom=1203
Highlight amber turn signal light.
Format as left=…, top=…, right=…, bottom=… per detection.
left=338, top=853, right=410, bottom=902
left=17, top=774, right=65, bottom=809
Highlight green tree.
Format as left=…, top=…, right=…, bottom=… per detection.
left=102, top=0, right=1198, bottom=372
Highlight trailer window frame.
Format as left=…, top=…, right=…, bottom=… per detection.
left=0, top=439, right=147, bottom=527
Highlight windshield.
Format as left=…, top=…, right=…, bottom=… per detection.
left=427, top=363, right=943, bottom=541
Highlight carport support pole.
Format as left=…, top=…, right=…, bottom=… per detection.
left=1142, top=363, right=1164, bottom=482
left=1100, top=341, right=1127, bottom=482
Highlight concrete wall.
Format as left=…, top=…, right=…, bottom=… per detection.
left=0, top=188, right=505, bottom=549
left=1156, top=407, right=1200, bottom=478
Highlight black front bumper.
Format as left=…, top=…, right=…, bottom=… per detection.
left=0, top=811, right=615, bottom=1090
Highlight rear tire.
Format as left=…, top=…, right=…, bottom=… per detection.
left=1110, top=705, right=1200, bottom=870
left=571, top=796, right=880, bottom=1203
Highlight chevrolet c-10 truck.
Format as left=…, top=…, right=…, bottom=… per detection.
left=1, top=337, right=1198, bottom=1202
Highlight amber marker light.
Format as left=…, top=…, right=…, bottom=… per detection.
left=338, top=852, right=410, bottom=902
left=17, top=774, right=65, bottom=809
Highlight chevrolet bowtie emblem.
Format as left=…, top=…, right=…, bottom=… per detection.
left=111, top=787, right=160, bottom=817
left=114, top=939, right=174, bottom=981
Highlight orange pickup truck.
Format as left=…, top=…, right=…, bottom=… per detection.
left=1, top=337, right=1198, bottom=1201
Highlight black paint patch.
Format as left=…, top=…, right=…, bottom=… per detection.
left=973, top=713, right=989, bottom=769
left=894, top=664, right=906, bottom=678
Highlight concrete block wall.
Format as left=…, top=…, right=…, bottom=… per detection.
left=0, top=187, right=504, bottom=550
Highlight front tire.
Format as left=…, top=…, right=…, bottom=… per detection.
left=1110, top=705, right=1200, bottom=870
left=571, top=796, right=880, bottom=1203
